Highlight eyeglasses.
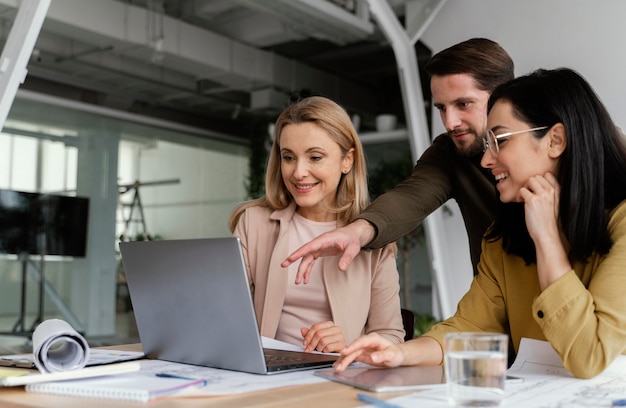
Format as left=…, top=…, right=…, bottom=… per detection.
left=482, top=126, right=549, bottom=157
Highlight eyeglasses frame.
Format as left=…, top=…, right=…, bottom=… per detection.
left=483, top=126, right=549, bottom=156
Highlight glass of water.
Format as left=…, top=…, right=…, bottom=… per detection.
left=444, top=332, right=508, bottom=407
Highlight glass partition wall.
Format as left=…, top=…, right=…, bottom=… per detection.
left=0, top=94, right=249, bottom=338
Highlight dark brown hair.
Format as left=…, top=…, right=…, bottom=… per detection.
left=485, top=68, right=626, bottom=264
left=425, top=38, right=514, bottom=93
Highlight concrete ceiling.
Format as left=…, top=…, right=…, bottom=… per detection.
left=1, top=0, right=432, bottom=142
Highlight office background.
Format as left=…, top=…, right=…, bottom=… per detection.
left=0, top=0, right=624, bottom=342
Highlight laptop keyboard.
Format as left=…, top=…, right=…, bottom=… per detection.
left=264, top=349, right=310, bottom=364
left=263, top=348, right=337, bottom=372
left=265, top=350, right=308, bottom=364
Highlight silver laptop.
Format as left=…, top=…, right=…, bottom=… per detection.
left=119, top=237, right=337, bottom=375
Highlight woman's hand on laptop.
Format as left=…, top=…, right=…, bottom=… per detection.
left=333, top=333, right=444, bottom=373
left=333, top=333, right=404, bottom=372
left=301, top=321, right=346, bottom=353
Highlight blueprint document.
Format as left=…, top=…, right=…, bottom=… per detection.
left=131, top=337, right=331, bottom=397
left=376, top=338, right=626, bottom=408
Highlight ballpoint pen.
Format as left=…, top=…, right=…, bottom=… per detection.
left=357, top=393, right=403, bottom=408
left=155, top=373, right=195, bottom=380
left=155, top=373, right=208, bottom=386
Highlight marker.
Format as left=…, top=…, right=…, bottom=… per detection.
left=357, top=393, right=402, bottom=408
left=612, top=400, right=626, bottom=407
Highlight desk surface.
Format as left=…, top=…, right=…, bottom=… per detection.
left=0, top=344, right=405, bottom=408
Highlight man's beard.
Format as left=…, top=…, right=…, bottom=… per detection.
left=449, top=129, right=484, bottom=157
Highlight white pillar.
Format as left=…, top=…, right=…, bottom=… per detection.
left=367, top=0, right=454, bottom=319
left=72, top=125, right=120, bottom=336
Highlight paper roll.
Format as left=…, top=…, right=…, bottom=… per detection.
left=32, top=319, right=91, bottom=373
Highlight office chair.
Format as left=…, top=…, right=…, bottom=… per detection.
left=401, top=308, right=415, bottom=341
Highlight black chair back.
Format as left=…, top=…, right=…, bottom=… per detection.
left=401, top=308, right=415, bottom=341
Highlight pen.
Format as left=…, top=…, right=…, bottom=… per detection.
left=612, top=400, right=626, bottom=407
left=155, top=373, right=208, bottom=386
left=357, top=393, right=402, bottom=408
left=155, top=373, right=195, bottom=380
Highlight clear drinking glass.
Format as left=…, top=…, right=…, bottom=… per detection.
left=444, top=332, right=508, bottom=407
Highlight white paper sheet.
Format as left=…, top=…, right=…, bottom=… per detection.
left=0, top=349, right=145, bottom=370
left=261, top=336, right=339, bottom=355
left=261, top=336, right=306, bottom=352
left=371, top=338, right=626, bottom=408
left=94, top=337, right=336, bottom=397
left=135, top=359, right=327, bottom=396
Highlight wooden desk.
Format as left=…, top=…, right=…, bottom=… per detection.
left=0, top=344, right=406, bottom=407
left=0, top=381, right=385, bottom=408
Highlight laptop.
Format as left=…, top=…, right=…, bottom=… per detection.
left=119, top=237, right=338, bottom=375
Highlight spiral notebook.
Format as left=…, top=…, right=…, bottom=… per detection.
left=25, top=373, right=206, bottom=403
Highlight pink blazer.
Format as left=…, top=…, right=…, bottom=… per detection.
left=233, top=203, right=405, bottom=345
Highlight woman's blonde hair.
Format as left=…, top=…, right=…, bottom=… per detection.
left=228, top=96, right=369, bottom=232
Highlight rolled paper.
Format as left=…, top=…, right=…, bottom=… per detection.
left=32, top=319, right=90, bottom=373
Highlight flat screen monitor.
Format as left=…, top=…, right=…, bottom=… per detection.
left=0, top=189, right=90, bottom=257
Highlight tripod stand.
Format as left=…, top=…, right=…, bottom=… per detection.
left=116, top=178, right=179, bottom=312
left=117, top=178, right=179, bottom=242
left=6, top=251, right=46, bottom=337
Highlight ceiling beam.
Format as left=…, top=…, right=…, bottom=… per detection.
left=233, top=0, right=375, bottom=46
left=17, top=0, right=378, bottom=116
left=0, top=0, right=50, bottom=131
left=405, top=0, right=447, bottom=45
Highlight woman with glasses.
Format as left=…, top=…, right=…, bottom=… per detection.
left=332, top=68, right=626, bottom=379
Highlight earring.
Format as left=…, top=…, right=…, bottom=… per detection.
left=342, top=169, right=349, bottom=174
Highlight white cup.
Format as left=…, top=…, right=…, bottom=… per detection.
left=444, top=332, right=508, bottom=407
left=375, top=114, right=397, bottom=132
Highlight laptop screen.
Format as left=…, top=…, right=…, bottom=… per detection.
left=120, top=237, right=336, bottom=375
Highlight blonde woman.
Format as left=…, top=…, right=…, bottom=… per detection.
left=229, top=96, right=404, bottom=353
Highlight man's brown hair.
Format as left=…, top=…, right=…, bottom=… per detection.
left=425, top=38, right=514, bottom=93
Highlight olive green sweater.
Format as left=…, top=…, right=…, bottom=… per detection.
left=358, top=133, right=497, bottom=274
